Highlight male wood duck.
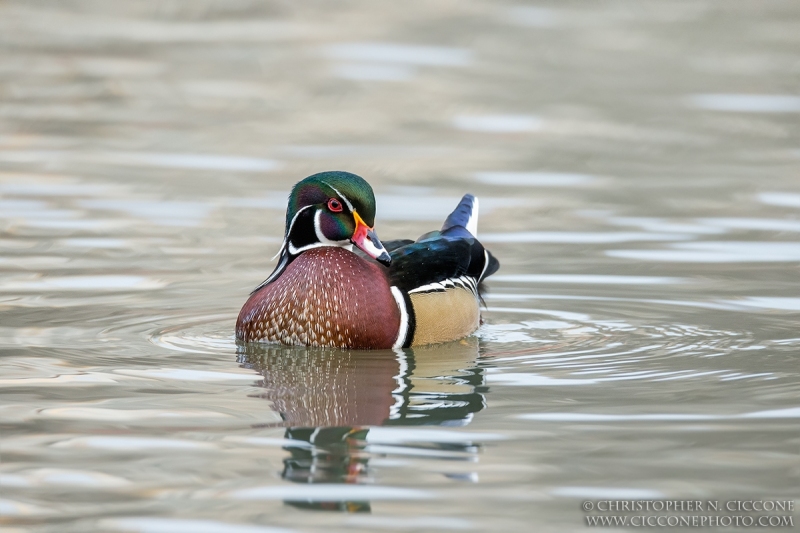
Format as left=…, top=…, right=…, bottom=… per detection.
left=236, top=171, right=499, bottom=349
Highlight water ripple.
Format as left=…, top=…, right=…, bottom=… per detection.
left=608, top=241, right=800, bottom=262
left=149, top=314, right=237, bottom=355
left=227, top=484, right=431, bottom=501
left=519, top=406, right=800, bottom=422
left=482, top=297, right=763, bottom=386
left=100, top=517, right=292, bottom=533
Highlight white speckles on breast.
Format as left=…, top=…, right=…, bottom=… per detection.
left=236, top=247, right=400, bottom=349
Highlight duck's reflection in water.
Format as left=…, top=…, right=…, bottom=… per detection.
left=236, top=338, right=486, bottom=512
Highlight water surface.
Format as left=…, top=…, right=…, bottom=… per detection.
left=1, top=1, right=798, bottom=532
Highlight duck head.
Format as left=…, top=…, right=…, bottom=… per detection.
left=257, top=171, right=391, bottom=290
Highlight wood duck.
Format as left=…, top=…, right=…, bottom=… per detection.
left=236, top=171, right=499, bottom=349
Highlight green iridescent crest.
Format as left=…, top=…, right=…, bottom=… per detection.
left=285, top=171, right=377, bottom=233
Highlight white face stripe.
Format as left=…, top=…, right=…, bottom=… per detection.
left=391, top=286, right=410, bottom=349
left=288, top=240, right=353, bottom=255
left=313, top=209, right=341, bottom=245
left=285, top=205, right=313, bottom=238
left=259, top=199, right=357, bottom=292
left=272, top=204, right=314, bottom=259
left=319, top=180, right=355, bottom=212
left=285, top=206, right=352, bottom=256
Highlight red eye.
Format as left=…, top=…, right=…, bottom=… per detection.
left=327, top=198, right=343, bottom=212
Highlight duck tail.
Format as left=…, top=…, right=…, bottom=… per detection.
left=441, top=194, right=479, bottom=237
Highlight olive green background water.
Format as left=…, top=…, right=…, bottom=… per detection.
left=1, top=1, right=798, bottom=532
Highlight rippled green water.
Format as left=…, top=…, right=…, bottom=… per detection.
left=1, top=1, right=799, bottom=532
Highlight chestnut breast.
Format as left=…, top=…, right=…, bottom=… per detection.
left=236, top=247, right=400, bottom=349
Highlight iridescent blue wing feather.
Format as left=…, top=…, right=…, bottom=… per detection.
left=388, top=194, right=499, bottom=293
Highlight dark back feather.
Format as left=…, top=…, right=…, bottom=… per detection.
left=388, top=194, right=498, bottom=293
